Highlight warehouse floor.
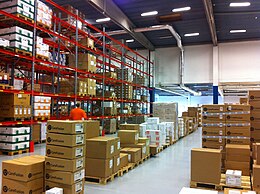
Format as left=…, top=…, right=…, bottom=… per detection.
left=0, top=128, right=220, bottom=194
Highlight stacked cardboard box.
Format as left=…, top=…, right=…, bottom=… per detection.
left=225, top=144, right=250, bottom=176
left=69, top=53, right=96, bottom=73
left=86, top=136, right=120, bottom=178
left=253, top=143, right=260, bottom=192
left=37, top=0, right=52, bottom=28
left=178, top=118, right=186, bottom=138
left=0, top=93, right=31, bottom=119
left=116, top=68, right=133, bottom=82
left=0, top=127, right=30, bottom=151
left=79, top=37, right=95, bottom=50
left=133, top=74, right=145, bottom=85
left=0, top=72, right=9, bottom=85
left=2, top=155, right=45, bottom=193
left=0, top=0, right=35, bottom=20
left=240, top=98, right=248, bottom=105
left=93, top=101, right=117, bottom=116
left=249, top=91, right=260, bottom=143
left=36, top=36, right=50, bottom=59
left=164, top=122, right=175, bottom=144
left=115, top=85, right=133, bottom=99
left=0, top=26, right=33, bottom=52
left=32, top=122, right=48, bottom=143
left=34, top=96, right=51, bottom=118
left=45, top=121, right=86, bottom=194
left=103, top=119, right=117, bottom=134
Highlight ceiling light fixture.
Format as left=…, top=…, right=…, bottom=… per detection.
left=126, top=39, right=134, bottom=43
left=230, top=29, right=247, bottom=33
left=230, top=2, right=251, bottom=7
left=96, top=17, right=111, bottom=23
left=172, top=6, right=191, bottom=12
left=184, top=32, right=199, bottom=37
left=141, top=11, right=158, bottom=17
left=159, top=36, right=173, bottom=39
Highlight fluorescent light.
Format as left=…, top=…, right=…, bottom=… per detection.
left=141, top=11, right=158, bottom=17
left=172, top=6, right=191, bottom=12
left=230, top=29, right=246, bottom=33
left=126, top=39, right=134, bottom=43
left=230, top=2, right=251, bottom=7
left=159, top=36, right=173, bottom=39
left=184, top=33, right=199, bottom=37
left=96, top=17, right=110, bottom=23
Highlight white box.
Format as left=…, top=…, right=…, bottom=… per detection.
left=226, top=170, right=242, bottom=187
left=103, top=102, right=113, bottom=107
left=0, top=127, right=30, bottom=135
left=145, top=130, right=163, bottom=147
left=13, top=79, right=24, bottom=90
left=147, top=117, right=160, bottom=124
left=46, top=187, right=63, bottom=194
left=146, top=124, right=158, bottom=131
left=0, top=38, right=9, bottom=47
left=179, top=187, right=218, bottom=194
left=41, top=122, right=47, bottom=141
left=225, top=190, right=256, bottom=194
left=0, top=134, right=30, bottom=142
left=139, top=124, right=146, bottom=137
left=0, top=141, right=29, bottom=150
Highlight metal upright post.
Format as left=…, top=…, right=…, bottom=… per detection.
left=134, top=56, right=137, bottom=123
left=120, top=40, right=125, bottom=123
left=101, top=27, right=106, bottom=129
left=75, top=10, right=79, bottom=105
left=51, top=13, right=57, bottom=116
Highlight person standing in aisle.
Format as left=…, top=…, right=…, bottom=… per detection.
left=70, top=103, right=87, bottom=120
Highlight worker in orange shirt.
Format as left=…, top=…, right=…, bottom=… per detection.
left=70, top=103, right=87, bottom=120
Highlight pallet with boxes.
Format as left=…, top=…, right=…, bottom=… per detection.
left=249, top=91, right=260, bottom=143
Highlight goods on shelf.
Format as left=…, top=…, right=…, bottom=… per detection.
left=0, top=37, right=10, bottom=47
left=133, top=74, right=145, bottom=85
left=45, top=120, right=86, bottom=194
left=103, top=118, right=117, bottom=134
left=0, top=72, right=9, bottom=85
left=2, top=155, right=45, bottom=193
left=93, top=101, right=117, bottom=116
left=79, top=37, right=95, bottom=49
left=34, top=96, right=51, bottom=119
left=69, top=53, right=97, bottom=72
left=36, top=36, right=50, bottom=59
left=50, top=52, right=67, bottom=65
left=0, top=0, right=35, bottom=20
left=37, top=0, right=52, bottom=28
left=115, top=85, right=133, bottom=99
left=0, top=26, right=33, bottom=52
left=249, top=91, right=260, bottom=143
left=116, top=68, right=133, bottom=82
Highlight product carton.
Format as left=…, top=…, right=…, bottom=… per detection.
left=149, top=145, right=158, bottom=155
left=46, top=133, right=85, bottom=147
left=226, top=113, right=250, bottom=122
left=0, top=93, right=30, bottom=106
left=46, top=187, right=63, bottom=194
left=114, top=137, right=120, bottom=156
left=226, top=170, right=242, bottom=187
left=45, top=157, right=85, bottom=172
left=86, top=136, right=116, bottom=159
left=45, top=180, right=84, bottom=194
left=45, top=169, right=85, bottom=185
left=119, top=153, right=128, bottom=169
left=249, top=90, right=260, bottom=101
left=191, top=148, right=221, bottom=184
left=253, top=164, right=260, bottom=190
left=120, top=148, right=141, bottom=163
left=224, top=188, right=256, bottom=194
left=225, top=126, right=250, bottom=137
left=202, top=126, right=226, bottom=136
left=85, top=158, right=113, bottom=178
left=120, top=124, right=140, bottom=131
left=225, top=161, right=250, bottom=176
left=113, top=154, right=120, bottom=174
left=226, top=105, right=250, bottom=112
left=46, top=145, right=86, bottom=159
left=47, top=120, right=85, bottom=134
left=121, top=143, right=146, bottom=159
left=118, top=130, right=139, bottom=144
left=83, top=120, right=100, bottom=139
left=202, top=113, right=226, bottom=122
left=202, top=105, right=225, bottom=112
left=226, top=137, right=250, bottom=145
left=226, top=144, right=250, bottom=162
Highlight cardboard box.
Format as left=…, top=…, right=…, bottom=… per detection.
left=253, top=164, right=260, bottom=190
left=45, top=187, right=63, bottom=194
left=120, top=148, right=141, bottom=163
left=2, top=177, right=43, bottom=194
left=47, top=133, right=85, bottom=147
left=45, top=180, right=84, bottom=194
left=224, top=188, right=256, bottom=194
left=180, top=187, right=218, bottom=194
left=202, top=127, right=225, bottom=136
left=47, top=120, right=85, bottom=134
left=202, top=114, right=225, bottom=122
left=226, top=113, right=250, bottom=122
left=251, top=122, right=260, bottom=132
left=32, top=124, right=41, bottom=143
left=225, top=161, right=250, bottom=176
left=45, top=157, right=85, bottom=172
left=86, top=137, right=116, bottom=159
left=225, top=126, right=250, bottom=137
left=2, top=156, right=44, bottom=182
left=120, top=124, right=140, bottom=131
left=119, top=153, right=128, bottom=169
left=121, top=143, right=146, bottom=159
left=256, top=143, right=260, bottom=165
left=202, top=105, right=225, bottom=113
left=114, top=137, right=120, bottom=156
left=226, top=144, right=250, bottom=158
left=45, top=169, right=85, bottom=185
left=249, top=101, right=260, bottom=111
left=191, top=148, right=221, bottom=184
left=138, top=137, right=150, bottom=147
left=113, top=154, right=120, bottom=174
left=0, top=93, right=30, bottom=106
left=46, top=145, right=85, bottom=159
left=226, top=137, right=250, bottom=145
left=149, top=145, right=158, bottom=155
left=249, top=90, right=260, bottom=101
left=226, top=170, right=242, bottom=187
left=85, top=158, right=113, bottom=178
left=251, top=112, right=260, bottom=122
left=83, top=120, right=100, bottom=139
left=118, top=130, right=139, bottom=144
left=226, top=105, right=250, bottom=112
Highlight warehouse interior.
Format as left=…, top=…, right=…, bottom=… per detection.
left=0, top=0, right=259, bottom=194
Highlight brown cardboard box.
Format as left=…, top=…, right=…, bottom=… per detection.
left=191, top=148, right=221, bottom=184
left=202, top=141, right=225, bottom=150
left=251, top=122, right=260, bottom=132
left=85, top=158, right=113, bottom=178
left=46, top=133, right=85, bottom=147
left=256, top=143, right=260, bottom=165
left=251, top=112, right=260, bottom=122
left=119, top=153, right=128, bottom=169
left=249, top=90, right=260, bottom=101
left=202, top=126, right=225, bottom=136
left=182, top=112, right=188, bottom=117
left=45, top=180, right=84, bottom=194
left=0, top=93, right=30, bottom=106
left=47, top=120, right=85, bottom=134
left=226, top=137, right=250, bottom=145
left=120, top=124, right=140, bottom=131
left=113, top=154, right=120, bottom=174
left=253, top=143, right=257, bottom=160
left=83, top=120, right=100, bottom=139
left=114, top=137, right=120, bottom=156
left=0, top=105, right=23, bottom=118
left=45, top=168, right=85, bottom=185
left=2, top=177, right=43, bottom=194
left=202, top=114, right=225, bottom=122
left=202, top=105, right=225, bottom=113
left=32, top=124, right=41, bottom=143
left=45, top=157, right=85, bottom=172
left=120, top=148, right=141, bottom=163
left=86, top=137, right=115, bottom=159
left=118, top=130, right=139, bottom=144
left=225, top=161, right=250, bottom=176
left=121, top=143, right=146, bottom=159
left=253, top=164, right=260, bottom=190
left=69, top=53, right=93, bottom=71
left=226, top=105, right=250, bottom=112
left=226, top=144, right=250, bottom=156
left=2, top=157, right=44, bottom=182
left=149, top=145, right=158, bottom=155
left=225, top=126, right=250, bottom=137
left=249, top=101, right=260, bottom=111
left=46, top=145, right=86, bottom=159
left=226, top=113, right=250, bottom=122
left=138, top=138, right=150, bottom=147
left=240, top=98, right=248, bottom=105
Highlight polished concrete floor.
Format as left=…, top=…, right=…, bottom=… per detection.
left=0, top=128, right=217, bottom=194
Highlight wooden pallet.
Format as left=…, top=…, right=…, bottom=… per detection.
left=129, top=160, right=143, bottom=168
left=0, top=149, right=29, bottom=156
left=85, top=171, right=119, bottom=185
left=118, top=163, right=134, bottom=176
left=14, top=49, right=32, bottom=57
left=36, top=54, right=49, bottom=61
left=190, top=174, right=251, bottom=191
left=163, top=143, right=170, bottom=149
left=0, top=117, right=30, bottom=122
left=0, top=84, right=13, bottom=90
left=37, top=22, right=51, bottom=30
left=142, top=154, right=150, bottom=162
left=0, top=14, right=34, bottom=23
left=34, top=116, right=50, bottom=121
left=158, top=146, right=163, bottom=153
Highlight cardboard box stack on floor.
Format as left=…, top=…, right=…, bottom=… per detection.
left=0, top=126, right=30, bottom=151
left=224, top=188, right=256, bottom=194
left=253, top=143, right=260, bottom=192
left=249, top=91, right=260, bottom=143
left=85, top=136, right=120, bottom=178
left=2, top=155, right=45, bottom=193
left=31, top=122, right=47, bottom=144
left=45, top=120, right=86, bottom=194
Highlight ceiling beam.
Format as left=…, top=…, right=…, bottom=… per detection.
left=215, top=11, right=260, bottom=16
left=87, top=0, right=155, bottom=51
left=203, top=0, right=218, bottom=46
